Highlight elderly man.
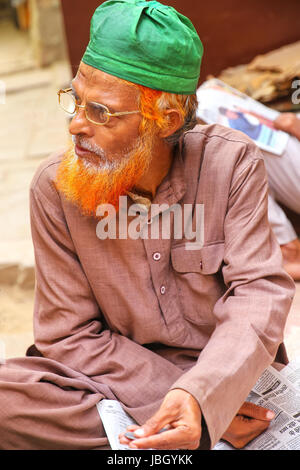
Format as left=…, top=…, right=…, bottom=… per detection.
left=0, top=0, right=295, bottom=450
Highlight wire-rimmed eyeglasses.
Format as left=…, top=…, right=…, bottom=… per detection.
left=57, top=88, right=140, bottom=126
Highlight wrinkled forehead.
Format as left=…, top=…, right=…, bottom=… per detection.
left=73, top=62, right=139, bottom=104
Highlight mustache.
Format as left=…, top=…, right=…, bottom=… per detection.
left=72, top=135, right=105, bottom=157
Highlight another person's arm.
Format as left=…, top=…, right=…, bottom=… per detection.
left=274, top=113, right=300, bottom=140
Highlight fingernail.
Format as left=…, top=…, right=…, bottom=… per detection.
left=134, top=428, right=145, bottom=437
left=267, top=411, right=275, bottom=419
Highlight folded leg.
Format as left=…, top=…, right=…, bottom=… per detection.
left=0, top=356, right=109, bottom=450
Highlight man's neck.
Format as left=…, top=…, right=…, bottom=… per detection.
left=134, top=139, right=174, bottom=200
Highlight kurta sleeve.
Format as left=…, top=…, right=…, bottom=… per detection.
left=169, top=143, right=296, bottom=448
left=29, top=159, right=183, bottom=422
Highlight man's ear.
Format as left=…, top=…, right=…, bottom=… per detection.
left=159, top=109, right=184, bottom=139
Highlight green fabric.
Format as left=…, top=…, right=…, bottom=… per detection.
left=82, top=0, right=203, bottom=94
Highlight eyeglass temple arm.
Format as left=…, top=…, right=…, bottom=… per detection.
left=107, top=110, right=140, bottom=117
left=58, top=88, right=72, bottom=95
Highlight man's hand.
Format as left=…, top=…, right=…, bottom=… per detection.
left=119, top=389, right=202, bottom=449
left=274, top=113, right=300, bottom=140
left=221, top=402, right=275, bottom=449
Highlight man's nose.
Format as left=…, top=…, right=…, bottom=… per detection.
left=69, top=107, right=94, bottom=137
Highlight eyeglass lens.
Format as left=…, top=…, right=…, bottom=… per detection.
left=59, top=91, right=109, bottom=124
left=59, top=92, right=76, bottom=114
left=86, top=102, right=108, bottom=124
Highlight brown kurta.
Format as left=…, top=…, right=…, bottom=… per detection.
left=0, top=124, right=295, bottom=449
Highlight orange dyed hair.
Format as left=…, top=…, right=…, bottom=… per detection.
left=119, top=77, right=198, bottom=142
left=136, top=84, right=198, bottom=142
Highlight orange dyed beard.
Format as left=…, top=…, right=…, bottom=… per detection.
left=54, top=130, right=155, bottom=217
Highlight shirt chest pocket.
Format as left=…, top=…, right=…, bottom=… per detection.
left=170, top=243, right=226, bottom=325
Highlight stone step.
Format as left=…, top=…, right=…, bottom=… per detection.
left=3, top=67, right=51, bottom=94
left=0, top=241, right=35, bottom=288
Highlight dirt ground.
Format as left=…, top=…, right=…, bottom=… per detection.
left=0, top=284, right=34, bottom=358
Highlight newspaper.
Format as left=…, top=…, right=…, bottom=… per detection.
left=280, top=356, right=300, bottom=390
left=97, top=399, right=137, bottom=450
left=98, top=358, right=300, bottom=451
left=196, top=78, right=289, bottom=156
left=213, top=358, right=300, bottom=450
left=97, top=400, right=159, bottom=450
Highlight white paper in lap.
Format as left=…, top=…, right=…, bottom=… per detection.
left=97, top=399, right=137, bottom=450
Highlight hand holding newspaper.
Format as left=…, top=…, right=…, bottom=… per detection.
left=214, top=357, right=300, bottom=450
left=97, top=357, right=300, bottom=450
left=196, top=78, right=289, bottom=156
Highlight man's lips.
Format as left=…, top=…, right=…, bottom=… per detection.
left=75, top=143, right=96, bottom=157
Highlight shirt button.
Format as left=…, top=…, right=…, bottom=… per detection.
left=153, top=252, right=161, bottom=261
left=160, top=285, right=166, bottom=295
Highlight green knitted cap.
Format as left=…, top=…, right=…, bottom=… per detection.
left=82, top=0, right=203, bottom=94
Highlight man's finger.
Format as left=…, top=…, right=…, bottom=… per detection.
left=273, top=113, right=296, bottom=131
left=237, top=402, right=275, bottom=421
left=128, top=426, right=199, bottom=450
left=125, top=424, right=139, bottom=432
left=119, top=424, right=140, bottom=445
left=133, top=406, right=178, bottom=438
